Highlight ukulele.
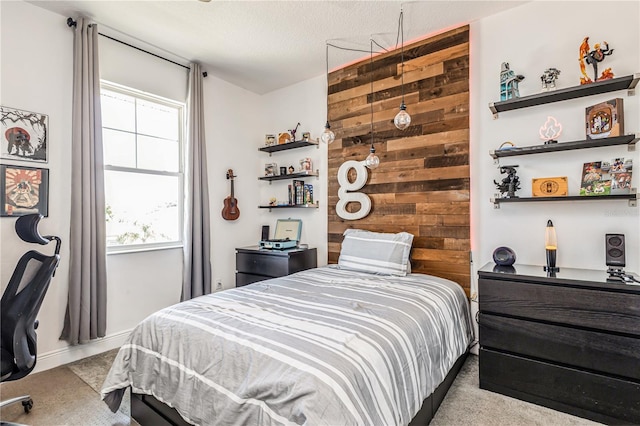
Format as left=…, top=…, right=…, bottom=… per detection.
left=222, top=169, right=240, bottom=221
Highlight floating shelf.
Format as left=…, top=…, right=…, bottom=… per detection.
left=489, top=73, right=639, bottom=117
left=259, top=170, right=319, bottom=182
left=490, top=134, right=639, bottom=159
left=491, top=193, right=637, bottom=208
left=258, top=202, right=319, bottom=211
left=259, top=140, right=319, bottom=155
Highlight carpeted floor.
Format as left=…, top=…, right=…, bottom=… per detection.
left=0, top=358, right=132, bottom=426
left=0, top=350, right=599, bottom=426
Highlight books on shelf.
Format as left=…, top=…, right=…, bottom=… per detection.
left=580, top=158, right=633, bottom=196
left=286, top=180, right=314, bottom=205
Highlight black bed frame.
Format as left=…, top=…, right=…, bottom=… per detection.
left=130, top=350, right=468, bottom=426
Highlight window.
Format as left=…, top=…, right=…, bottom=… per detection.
left=101, top=82, right=184, bottom=252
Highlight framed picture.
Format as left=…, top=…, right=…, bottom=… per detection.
left=585, top=98, right=624, bottom=140
left=1, top=165, right=49, bottom=217
left=300, top=157, right=313, bottom=172
left=1, top=106, right=49, bottom=163
left=265, top=134, right=276, bottom=146
left=264, top=163, right=278, bottom=177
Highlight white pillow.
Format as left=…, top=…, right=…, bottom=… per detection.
left=338, top=229, right=414, bottom=276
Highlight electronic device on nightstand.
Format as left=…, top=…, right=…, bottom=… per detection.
left=259, top=218, right=302, bottom=250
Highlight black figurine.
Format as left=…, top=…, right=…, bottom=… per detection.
left=494, top=165, right=521, bottom=198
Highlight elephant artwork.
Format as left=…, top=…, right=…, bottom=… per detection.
left=1, top=106, right=48, bottom=162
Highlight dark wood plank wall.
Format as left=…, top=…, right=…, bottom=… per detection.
left=327, top=26, right=470, bottom=295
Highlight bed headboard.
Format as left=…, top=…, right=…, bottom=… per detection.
left=327, top=26, right=470, bottom=296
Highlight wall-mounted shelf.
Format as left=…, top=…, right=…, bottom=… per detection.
left=259, top=170, right=319, bottom=183
left=490, top=134, right=639, bottom=160
left=258, top=202, right=319, bottom=212
left=259, top=140, right=319, bottom=156
left=489, top=73, right=639, bottom=118
left=491, top=192, right=637, bottom=208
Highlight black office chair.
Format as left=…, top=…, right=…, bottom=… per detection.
left=0, top=214, right=61, bottom=418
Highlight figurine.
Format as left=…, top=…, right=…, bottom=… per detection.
left=289, top=122, right=301, bottom=142
left=579, top=37, right=614, bottom=84
left=500, top=62, right=525, bottom=101
left=540, top=68, right=561, bottom=91
left=494, top=165, right=521, bottom=198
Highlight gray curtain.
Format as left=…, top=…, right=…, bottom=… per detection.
left=60, top=18, right=107, bottom=344
left=182, top=63, right=212, bottom=301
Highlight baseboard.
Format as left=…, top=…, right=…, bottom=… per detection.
left=33, top=328, right=133, bottom=373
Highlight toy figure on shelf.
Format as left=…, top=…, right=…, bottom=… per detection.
left=540, top=68, right=561, bottom=91
left=289, top=122, right=301, bottom=142
left=579, top=37, right=614, bottom=84
left=494, top=165, right=521, bottom=198
left=500, top=62, right=525, bottom=101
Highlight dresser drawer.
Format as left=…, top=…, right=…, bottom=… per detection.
left=236, top=252, right=290, bottom=277
left=479, top=313, right=640, bottom=380
left=235, top=272, right=268, bottom=287
left=480, top=348, right=640, bottom=424
left=479, top=277, right=640, bottom=336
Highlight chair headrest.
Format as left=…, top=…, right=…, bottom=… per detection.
left=15, top=214, right=49, bottom=245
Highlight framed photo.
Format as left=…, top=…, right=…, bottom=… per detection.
left=300, top=157, right=313, bottom=172
left=265, top=134, right=276, bottom=146
left=264, top=163, right=278, bottom=177
left=580, top=161, right=611, bottom=196
left=1, top=106, right=49, bottom=163
left=1, top=165, right=49, bottom=217
left=585, top=98, right=624, bottom=140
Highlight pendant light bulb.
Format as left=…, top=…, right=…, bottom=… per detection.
left=394, top=8, right=411, bottom=131
left=321, top=43, right=335, bottom=145
left=365, top=147, right=379, bottom=170
left=394, top=102, right=411, bottom=130
left=321, top=121, right=335, bottom=144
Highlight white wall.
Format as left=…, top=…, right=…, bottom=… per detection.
left=203, top=74, right=263, bottom=289
left=470, top=1, right=639, bottom=280
left=1, top=0, right=76, bottom=369
left=259, top=75, right=329, bottom=265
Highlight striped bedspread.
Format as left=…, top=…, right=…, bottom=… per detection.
left=101, top=266, right=473, bottom=425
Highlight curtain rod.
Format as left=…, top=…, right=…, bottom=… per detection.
left=66, top=18, right=207, bottom=77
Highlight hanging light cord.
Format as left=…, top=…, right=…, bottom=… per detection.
left=399, top=9, right=405, bottom=104
left=325, top=43, right=330, bottom=126
left=370, top=38, right=375, bottom=153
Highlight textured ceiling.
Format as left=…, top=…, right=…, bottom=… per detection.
left=27, top=0, right=527, bottom=94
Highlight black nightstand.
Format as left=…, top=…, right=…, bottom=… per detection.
left=235, top=246, right=317, bottom=287
left=478, top=263, right=640, bottom=424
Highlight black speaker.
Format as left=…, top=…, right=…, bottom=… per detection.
left=605, top=234, right=625, bottom=267
left=493, top=246, right=516, bottom=266
left=261, top=225, right=269, bottom=241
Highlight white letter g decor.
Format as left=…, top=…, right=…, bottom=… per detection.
left=336, top=160, right=372, bottom=220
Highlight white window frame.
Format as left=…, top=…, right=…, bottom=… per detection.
left=101, top=80, right=185, bottom=254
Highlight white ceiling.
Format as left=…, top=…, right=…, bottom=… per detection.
left=27, top=0, right=527, bottom=95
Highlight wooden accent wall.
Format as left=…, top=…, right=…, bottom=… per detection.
left=327, top=26, right=470, bottom=295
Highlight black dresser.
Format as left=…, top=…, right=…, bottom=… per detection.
left=235, top=246, right=317, bottom=287
left=478, top=263, right=640, bottom=424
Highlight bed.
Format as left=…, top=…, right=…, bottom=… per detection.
left=101, top=231, right=473, bottom=425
